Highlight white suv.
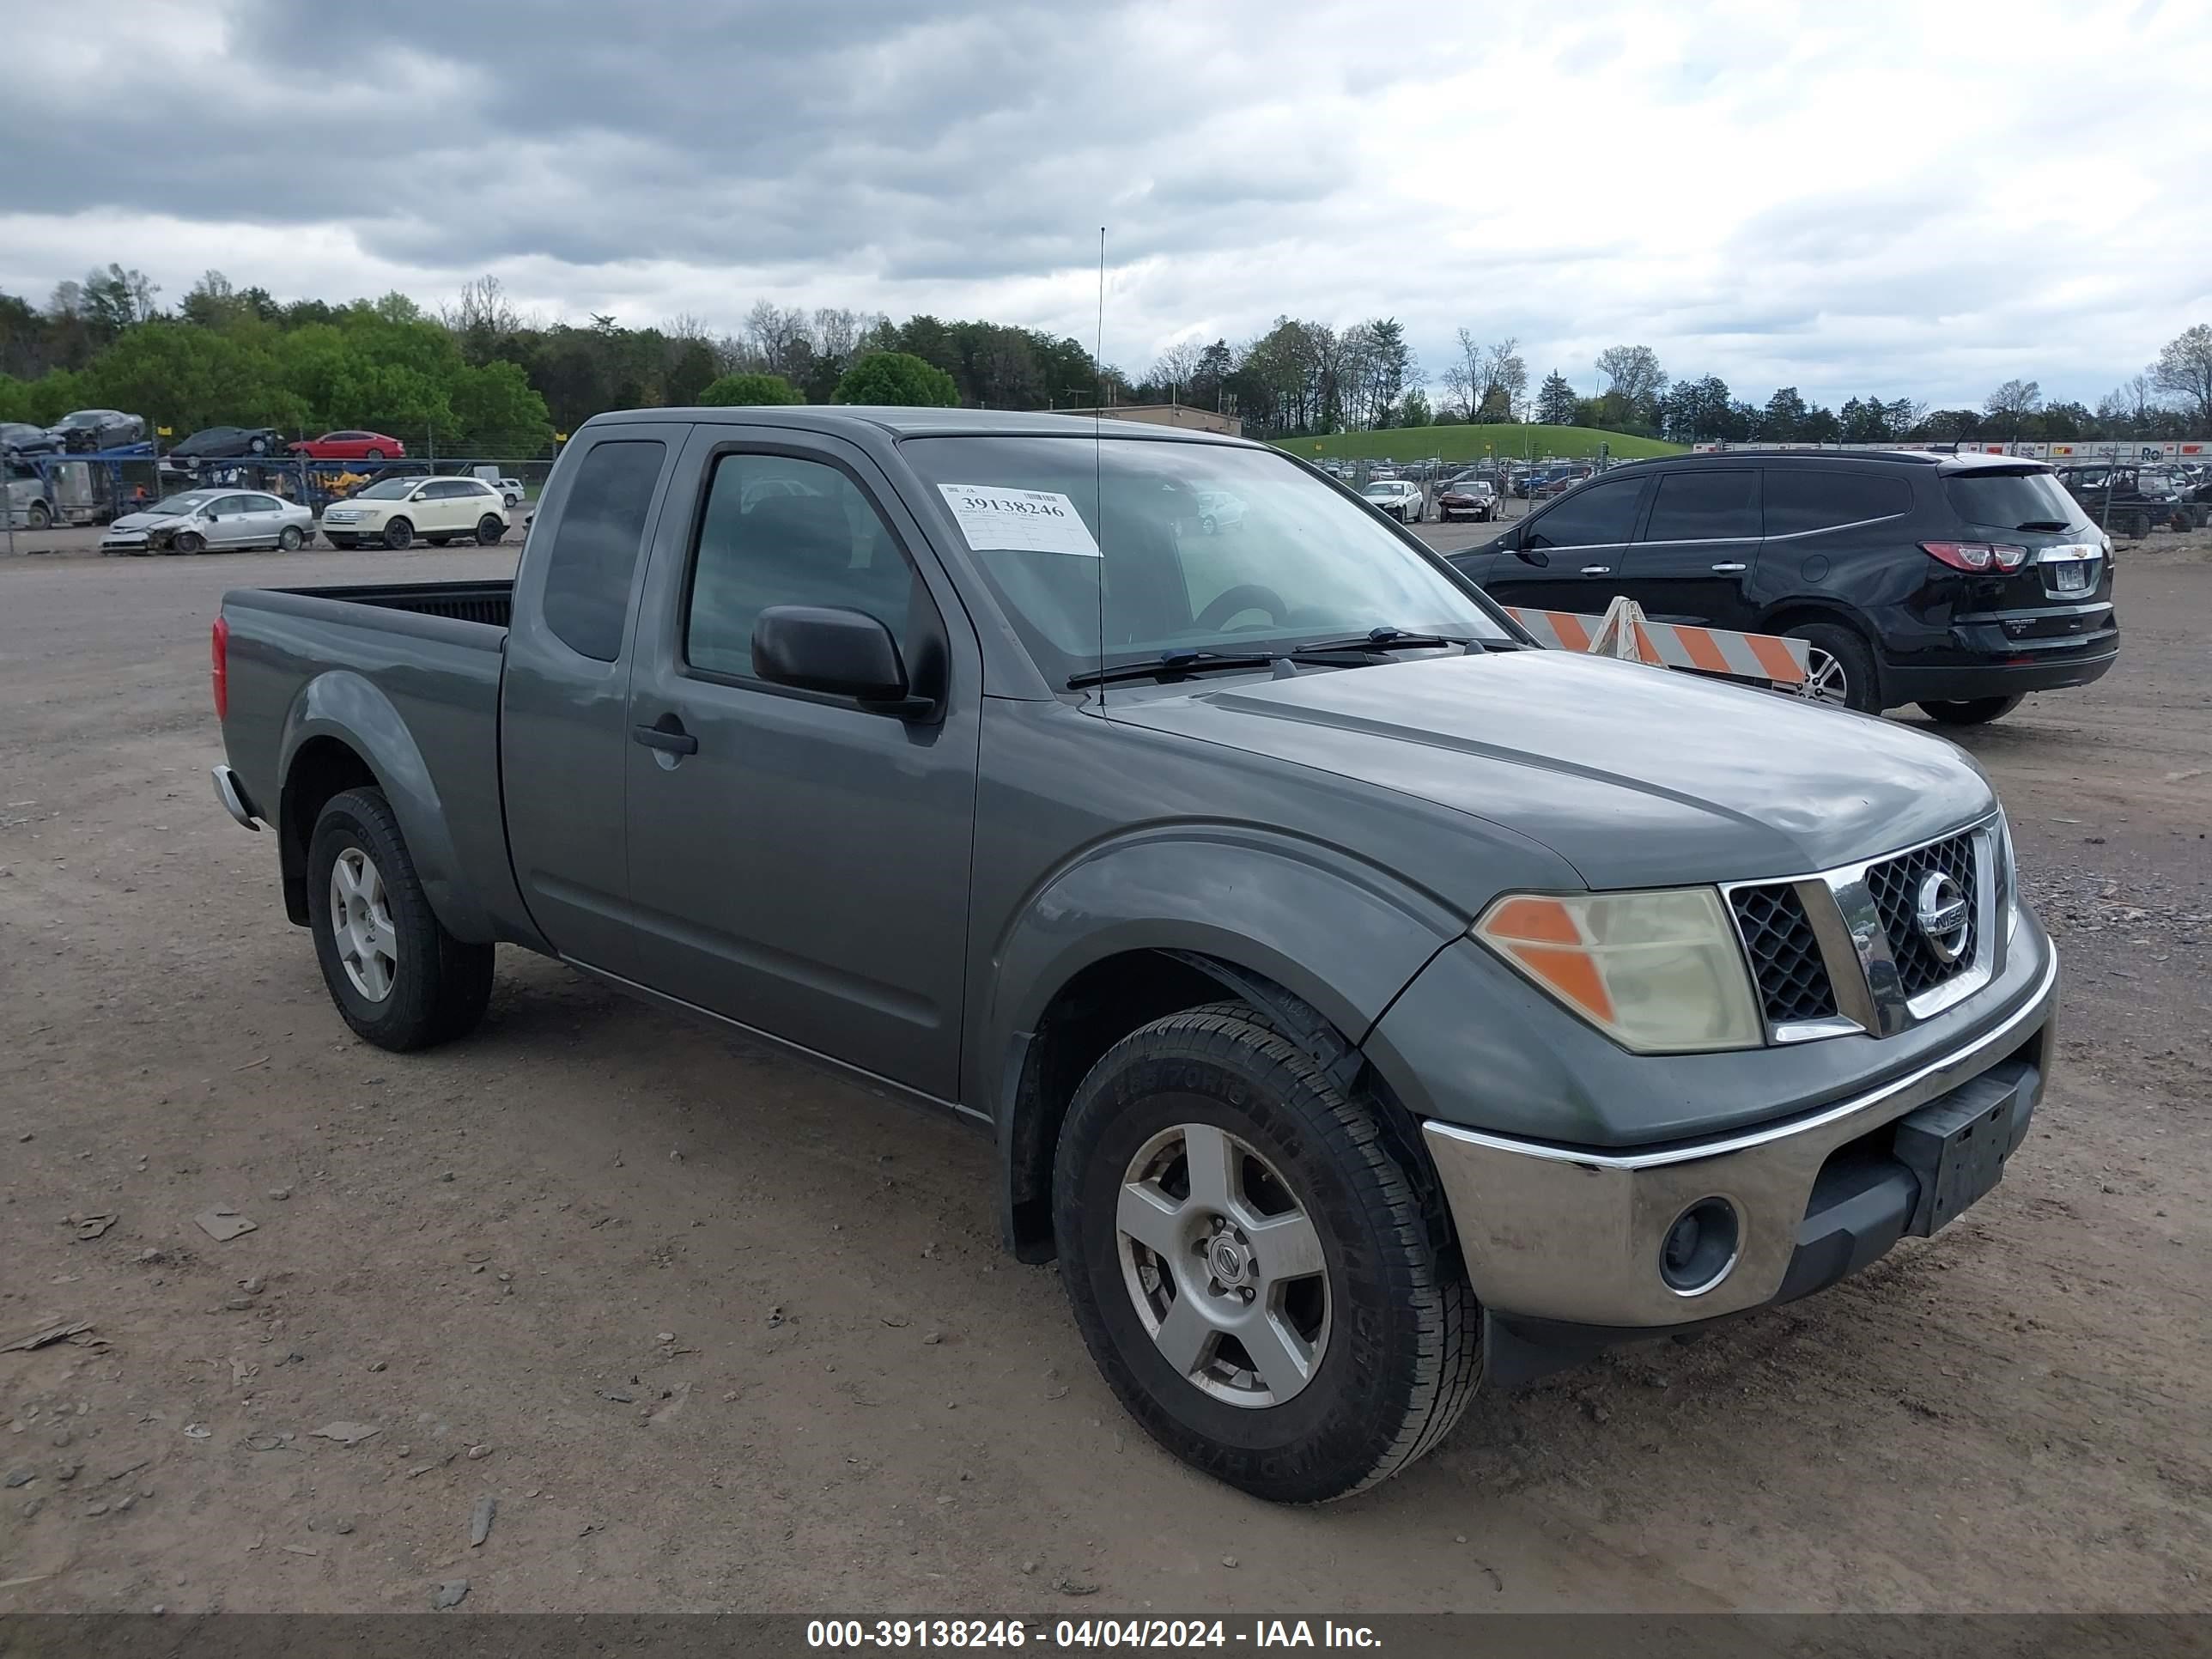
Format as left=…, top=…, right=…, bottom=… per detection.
left=319, top=476, right=510, bottom=550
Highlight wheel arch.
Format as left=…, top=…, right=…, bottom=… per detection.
left=276, top=672, right=492, bottom=939
left=982, top=835, right=1464, bottom=1263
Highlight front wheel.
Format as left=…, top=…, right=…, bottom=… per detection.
left=307, top=787, right=493, bottom=1051
left=364, top=447, right=385, bottom=461
left=382, top=517, right=413, bottom=550
left=1053, top=1005, right=1480, bottom=1504
left=1917, top=695, right=2023, bottom=726
left=249, top=436, right=268, bottom=455
left=26, top=501, right=52, bottom=531
left=1779, top=622, right=1881, bottom=714
left=173, top=530, right=205, bottom=555
left=278, top=525, right=304, bottom=551
left=475, top=514, right=504, bottom=545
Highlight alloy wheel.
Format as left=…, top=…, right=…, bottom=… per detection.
left=1115, top=1121, right=1331, bottom=1408
left=1785, top=645, right=1850, bottom=705
left=329, top=847, right=398, bottom=1001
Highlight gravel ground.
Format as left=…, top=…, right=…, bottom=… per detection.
left=0, top=526, right=2205, bottom=1615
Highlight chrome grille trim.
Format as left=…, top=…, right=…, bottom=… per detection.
left=1723, top=812, right=2006, bottom=1044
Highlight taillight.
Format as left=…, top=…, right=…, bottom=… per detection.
left=211, top=614, right=230, bottom=720
left=1922, top=540, right=2028, bottom=573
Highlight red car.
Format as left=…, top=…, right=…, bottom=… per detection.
left=289, top=430, right=407, bottom=461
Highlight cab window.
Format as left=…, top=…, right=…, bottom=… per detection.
left=685, top=453, right=919, bottom=683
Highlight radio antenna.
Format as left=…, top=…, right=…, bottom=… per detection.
left=1093, top=225, right=1107, bottom=709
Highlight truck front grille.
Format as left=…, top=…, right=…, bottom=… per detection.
left=1864, top=830, right=1978, bottom=998
left=1729, top=884, right=1839, bottom=1025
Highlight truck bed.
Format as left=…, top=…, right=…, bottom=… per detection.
left=267, top=580, right=515, bottom=629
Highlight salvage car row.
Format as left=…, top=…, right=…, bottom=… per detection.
left=100, top=474, right=510, bottom=554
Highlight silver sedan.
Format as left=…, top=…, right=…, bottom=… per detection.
left=104, top=489, right=317, bottom=556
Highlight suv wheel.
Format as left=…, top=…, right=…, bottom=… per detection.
left=382, top=517, right=414, bottom=550
left=307, top=787, right=493, bottom=1051
left=1917, top=696, right=2023, bottom=726
left=476, top=515, right=504, bottom=545
left=1780, top=623, right=1880, bottom=714
left=1053, top=1004, right=1480, bottom=1503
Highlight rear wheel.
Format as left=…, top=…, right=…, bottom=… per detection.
left=475, top=514, right=504, bottom=545
left=307, top=787, right=493, bottom=1052
left=382, top=518, right=413, bottom=550
left=1053, top=1004, right=1480, bottom=1503
left=2121, top=512, right=2148, bottom=540
left=1917, top=695, right=2023, bottom=726
left=277, top=525, right=304, bottom=551
left=1778, top=621, right=1881, bottom=714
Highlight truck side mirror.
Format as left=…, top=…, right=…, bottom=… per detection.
left=753, top=605, right=928, bottom=716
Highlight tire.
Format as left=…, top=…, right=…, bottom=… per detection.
left=475, top=514, right=504, bottom=545
left=1053, top=1004, right=1480, bottom=1504
left=1917, top=695, right=2023, bottom=726
left=278, top=526, right=304, bottom=551
left=2122, top=513, right=2148, bottom=541
left=1779, top=621, right=1881, bottom=714
left=364, top=447, right=385, bottom=461
left=173, top=530, right=205, bottom=555
left=26, top=501, right=51, bottom=531
left=249, top=436, right=268, bottom=455
left=1200, top=515, right=1218, bottom=536
left=382, top=518, right=414, bottom=550
left=306, top=787, right=493, bottom=1052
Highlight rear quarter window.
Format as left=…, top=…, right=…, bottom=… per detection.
left=1762, top=470, right=1913, bottom=536
left=540, top=440, right=667, bottom=661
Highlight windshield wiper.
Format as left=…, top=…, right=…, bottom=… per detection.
left=1066, top=649, right=1279, bottom=690
left=1288, top=627, right=1483, bottom=656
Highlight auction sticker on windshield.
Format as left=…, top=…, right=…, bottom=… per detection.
left=938, top=484, right=1102, bottom=556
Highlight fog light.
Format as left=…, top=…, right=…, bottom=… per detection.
left=1659, top=1197, right=1740, bottom=1295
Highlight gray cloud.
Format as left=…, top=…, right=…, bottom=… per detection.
left=3, top=0, right=2209, bottom=410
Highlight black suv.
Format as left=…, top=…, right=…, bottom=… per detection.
left=1449, top=450, right=2118, bottom=725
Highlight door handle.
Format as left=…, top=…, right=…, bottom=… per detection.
left=632, top=720, right=698, bottom=757
left=1580, top=564, right=1612, bottom=574
left=1710, top=562, right=1747, bottom=573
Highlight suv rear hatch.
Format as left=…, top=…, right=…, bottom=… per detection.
left=1937, top=463, right=2115, bottom=659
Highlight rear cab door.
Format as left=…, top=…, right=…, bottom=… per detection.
left=499, top=423, right=690, bottom=974
left=1616, top=465, right=1763, bottom=628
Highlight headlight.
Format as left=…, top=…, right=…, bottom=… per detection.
left=1474, top=888, right=1763, bottom=1054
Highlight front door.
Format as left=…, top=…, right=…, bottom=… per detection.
left=1615, top=467, right=1763, bottom=628
left=623, top=432, right=980, bottom=1100
left=1489, top=472, right=1652, bottom=614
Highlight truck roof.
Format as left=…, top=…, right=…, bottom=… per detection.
left=586, top=405, right=1255, bottom=446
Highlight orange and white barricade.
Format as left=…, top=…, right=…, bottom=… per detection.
left=1504, top=596, right=1811, bottom=685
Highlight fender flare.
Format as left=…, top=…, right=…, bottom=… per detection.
left=277, top=669, right=495, bottom=941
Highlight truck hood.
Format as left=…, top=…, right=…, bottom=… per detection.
left=1109, top=649, right=1996, bottom=888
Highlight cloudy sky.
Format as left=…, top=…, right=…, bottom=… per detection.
left=5, top=0, right=2208, bottom=410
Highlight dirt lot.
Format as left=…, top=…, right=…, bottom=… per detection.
left=1, top=529, right=2206, bottom=1616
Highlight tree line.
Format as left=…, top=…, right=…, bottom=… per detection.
left=3, top=263, right=2209, bottom=453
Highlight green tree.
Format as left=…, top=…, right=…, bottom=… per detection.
left=1534, top=370, right=1577, bottom=424
left=1397, top=387, right=1431, bottom=428
left=448, top=359, right=555, bottom=452
left=697, top=371, right=803, bottom=406
left=834, top=350, right=958, bottom=407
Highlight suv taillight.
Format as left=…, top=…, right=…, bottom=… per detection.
left=211, top=614, right=229, bottom=720
left=1922, top=540, right=2028, bottom=573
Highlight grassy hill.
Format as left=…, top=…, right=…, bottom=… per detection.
left=1274, top=423, right=1681, bottom=465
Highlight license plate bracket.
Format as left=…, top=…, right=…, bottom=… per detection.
left=2052, top=560, right=2090, bottom=592
left=1893, top=1067, right=2033, bottom=1237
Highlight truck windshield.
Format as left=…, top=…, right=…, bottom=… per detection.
left=901, top=435, right=1508, bottom=684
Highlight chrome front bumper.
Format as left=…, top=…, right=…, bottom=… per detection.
left=1422, top=946, right=2058, bottom=1328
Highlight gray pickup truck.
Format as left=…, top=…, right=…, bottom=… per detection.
left=211, top=407, right=2059, bottom=1503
